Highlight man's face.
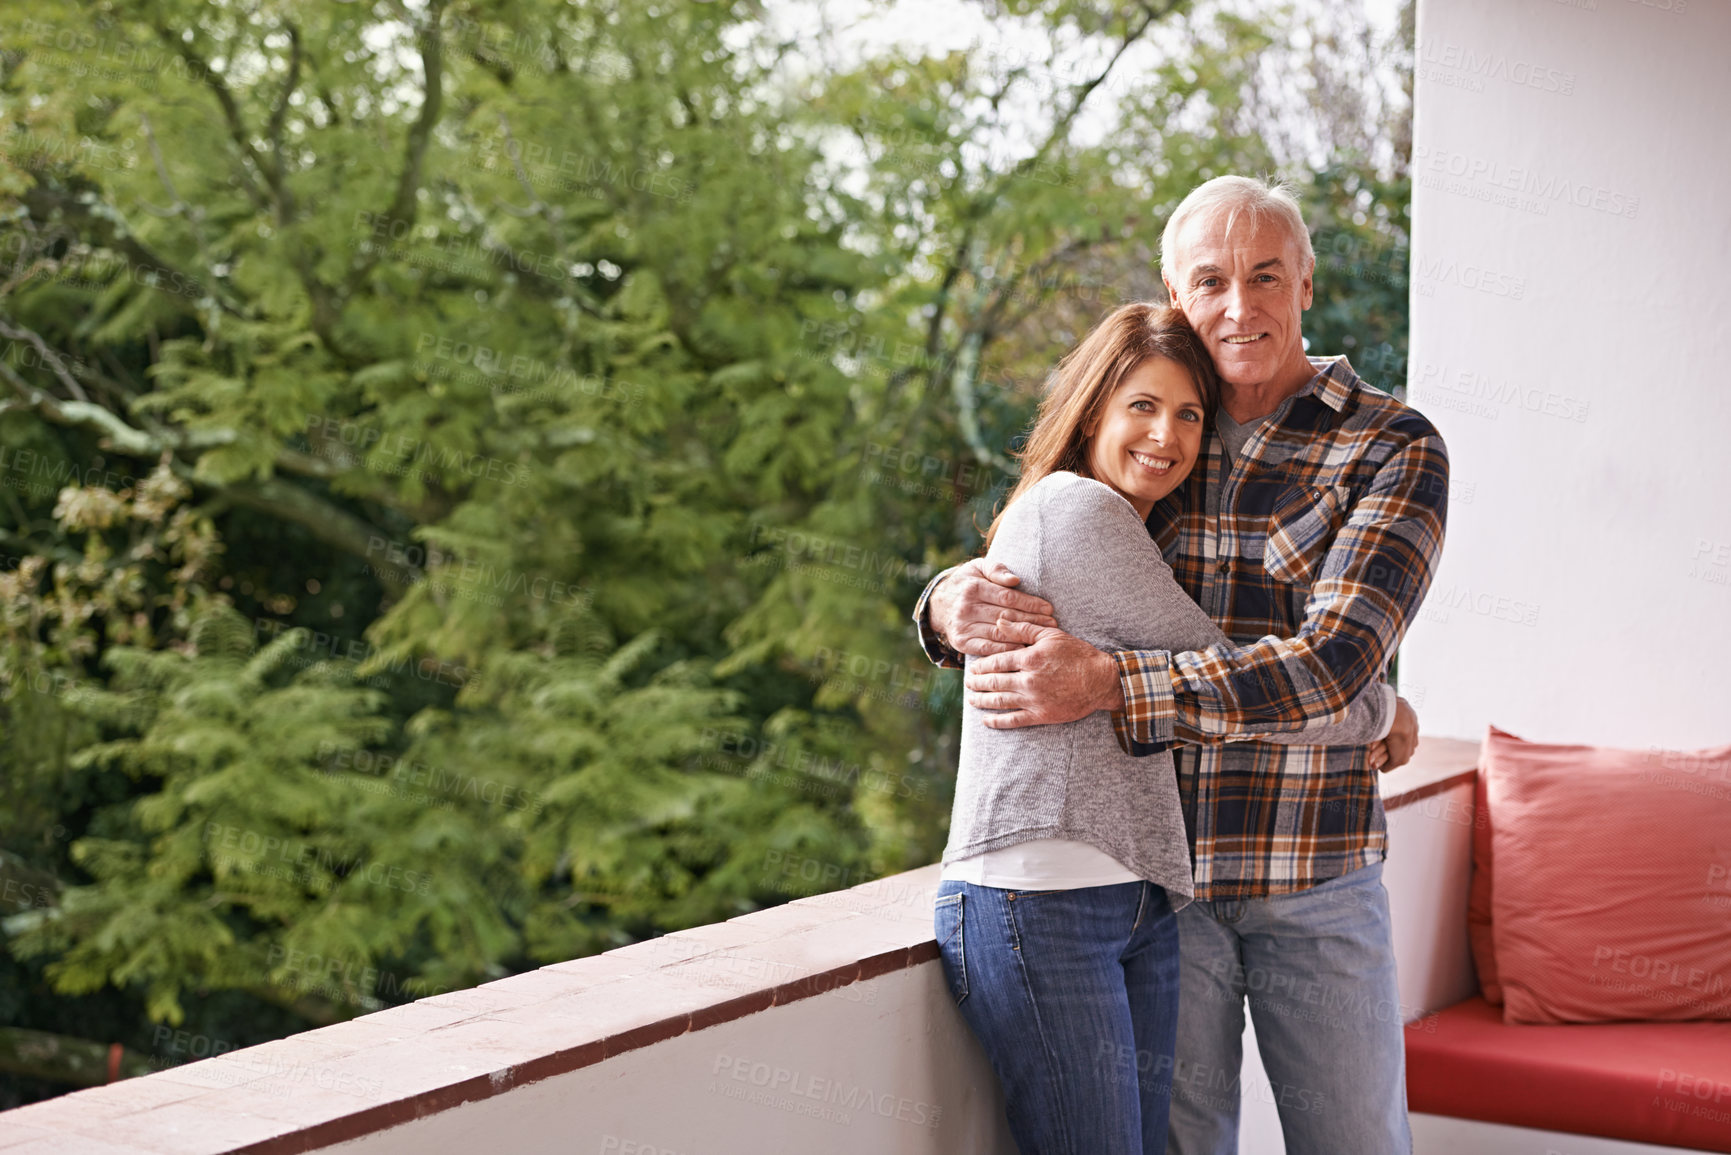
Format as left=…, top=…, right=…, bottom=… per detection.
left=1163, top=211, right=1314, bottom=392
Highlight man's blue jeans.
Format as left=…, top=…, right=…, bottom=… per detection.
left=934, top=878, right=1181, bottom=1154
left=1166, top=861, right=1413, bottom=1155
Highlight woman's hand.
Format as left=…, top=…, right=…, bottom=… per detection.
left=1369, top=696, right=1420, bottom=773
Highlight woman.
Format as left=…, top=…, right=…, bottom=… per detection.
left=933, top=302, right=1393, bottom=1154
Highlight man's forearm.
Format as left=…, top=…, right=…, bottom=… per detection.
left=1112, top=640, right=1367, bottom=750
left=1111, top=432, right=1448, bottom=750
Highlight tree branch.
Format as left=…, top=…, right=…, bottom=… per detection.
left=136, top=112, right=205, bottom=251
left=0, top=1027, right=152, bottom=1087
left=0, top=362, right=157, bottom=456
left=0, top=366, right=423, bottom=595
left=344, top=0, right=448, bottom=297
left=892, top=225, right=975, bottom=454
left=145, top=20, right=369, bottom=368
left=266, top=23, right=304, bottom=200
left=16, top=183, right=246, bottom=318
left=976, top=236, right=1095, bottom=338
left=219, top=475, right=419, bottom=595
left=464, top=44, right=515, bottom=88
left=1006, top=1, right=1182, bottom=184
left=149, top=23, right=271, bottom=212
left=0, top=317, right=89, bottom=403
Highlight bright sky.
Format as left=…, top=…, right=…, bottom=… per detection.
left=749, top=0, right=1407, bottom=171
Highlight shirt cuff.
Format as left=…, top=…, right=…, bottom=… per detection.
left=1109, top=649, right=1178, bottom=756
left=1375, top=683, right=1398, bottom=741
left=912, top=566, right=963, bottom=670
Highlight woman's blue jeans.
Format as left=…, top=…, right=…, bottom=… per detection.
left=934, top=878, right=1180, bottom=1154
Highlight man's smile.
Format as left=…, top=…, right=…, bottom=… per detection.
left=1223, top=333, right=1267, bottom=345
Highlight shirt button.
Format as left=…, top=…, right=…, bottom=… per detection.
left=1217, top=557, right=1232, bottom=573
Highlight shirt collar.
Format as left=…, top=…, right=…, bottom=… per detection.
left=1298, top=355, right=1362, bottom=414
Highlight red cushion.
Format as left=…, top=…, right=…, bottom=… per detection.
left=1406, top=996, right=1731, bottom=1152
left=1466, top=768, right=1501, bottom=1004
left=1483, top=725, right=1731, bottom=1024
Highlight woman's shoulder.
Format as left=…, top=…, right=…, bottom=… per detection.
left=1025, top=471, right=1143, bottom=526
left=989, top=472, right=1147, bottom=566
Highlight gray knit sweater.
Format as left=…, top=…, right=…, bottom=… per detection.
left=942, top=471, right=1391, bottom=905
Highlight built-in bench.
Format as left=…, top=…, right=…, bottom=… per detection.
left=1387, top=737, right=1731, bottom=1155
left=1406, top=996, right=1731, bottom=1154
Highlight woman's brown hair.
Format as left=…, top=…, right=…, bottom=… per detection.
left=985, top=302, right=1218, bottom=548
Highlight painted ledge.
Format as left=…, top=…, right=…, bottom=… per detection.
left=0, top=868, right=943, bottom=1155
left=1379, top=734, right=1480, bottom=810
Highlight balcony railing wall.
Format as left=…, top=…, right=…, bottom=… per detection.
left=2, top=738, right=1479, bottom=1155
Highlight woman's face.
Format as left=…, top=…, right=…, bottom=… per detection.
left=1083, top=357, right=1207, bottom=520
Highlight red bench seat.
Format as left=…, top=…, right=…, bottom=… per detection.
left=1405, top=997, right=1731, bottom=1152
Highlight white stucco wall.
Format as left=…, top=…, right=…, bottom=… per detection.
left=320, top=964, right=1016, bottom=1155
left=1399, top=0, right=1731, bottom=750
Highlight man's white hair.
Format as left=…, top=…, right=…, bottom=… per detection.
left=1160, top=175, right=1315, bottom=280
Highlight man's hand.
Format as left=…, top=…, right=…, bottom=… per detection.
left=929, top=559, right=1057, bottom=657
left=1369, top=695, right=1420, bottom=773
left=963, top=617, right=1123, bottom=728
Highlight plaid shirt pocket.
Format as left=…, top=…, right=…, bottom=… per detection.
left=1263, top=483, right=1351, bottom=588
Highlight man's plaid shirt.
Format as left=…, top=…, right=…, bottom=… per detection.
left=916, top=356, right=1449, bottom=901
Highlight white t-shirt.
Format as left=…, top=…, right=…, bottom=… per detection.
left=940, top=837, right=1140, bottom=889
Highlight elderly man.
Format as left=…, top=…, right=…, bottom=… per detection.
left=916, top=175, right=1448, bottom=1154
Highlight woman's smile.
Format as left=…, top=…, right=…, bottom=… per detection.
left=1129, top=449, right=1178, bottom=475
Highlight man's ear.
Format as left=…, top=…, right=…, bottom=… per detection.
left=1299, top=259, right=1315, bottom=311
left=1162, top=271, right=1181, bottom=313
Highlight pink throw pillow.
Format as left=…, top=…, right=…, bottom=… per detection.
left=1467, top=768, right=1501, bottom=1004
left=1483, top=725, right=1731, bottom=1025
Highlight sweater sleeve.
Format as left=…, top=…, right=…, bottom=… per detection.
left=1029, top=476, right=1389, bottom=747
left=911, top=566, right=965, bottom=670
